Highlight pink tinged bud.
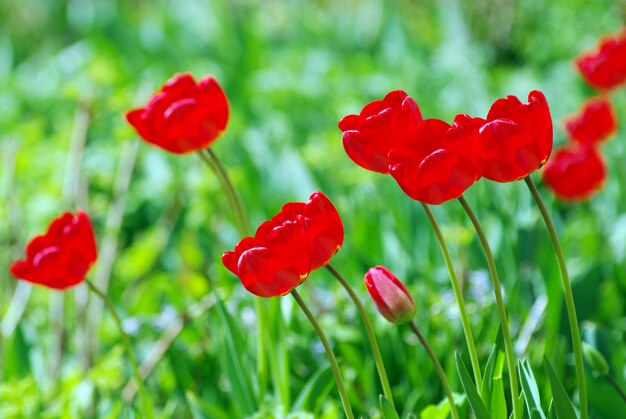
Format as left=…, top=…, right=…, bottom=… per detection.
left=364, top=266, right=416, bottom=324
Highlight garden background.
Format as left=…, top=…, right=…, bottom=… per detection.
left=0, top=0, right=625, bottom=417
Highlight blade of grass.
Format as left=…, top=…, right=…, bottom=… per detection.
left=455, top=352, right=492, bottom=419
left=544, top=357, right=577, bottom=419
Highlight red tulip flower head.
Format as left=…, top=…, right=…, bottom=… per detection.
left=564, top=97, right=617, bottom=146
left=542, top=145, right=606, bottom=202
left=222, top=192, right=344, bottom=297
left=388, top=114, right=481, bottom=205
left=10, top=211, right=98, bottom=290
left=575, top=29, right=626, bottom=91
left=477, top=90, right=553, bottom=183
left=338, top=90, right=423, bottom=173
left=364, top=266, right=416, bottom=324
left=126, top=73, right=229, bottom=154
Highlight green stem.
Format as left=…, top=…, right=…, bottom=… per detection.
left=326, top=264, right=395, bottom=408
left=198, top=149, right=251, bottom=235
left=408, top=321, right=459, bottom=419
left=420, top=202, right=483, bottom=392
left=457, top=196, right=521, bottom=419
left=86, top=279, right=153, bottom=418
left=197, top=148, right=269, bottom=399
left=524, top=176, right=588, bottom=419
left=291, top=289, right=354, bottom=419
left=607, top=375, right=626, bottom=404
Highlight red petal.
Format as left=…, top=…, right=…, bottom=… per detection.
left=303, top=192, right=344, bottom=269
left=237, top=248, right=303, bottom=297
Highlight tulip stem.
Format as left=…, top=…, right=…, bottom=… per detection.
left=197, top=148, right=271, bottom=400
left=408, top=320, right=459, bottom=419
left=420, top=202, right=483, bottom=392
left=291, top=289, right=354, bottom=419
left=457, top=196, right=521, bottom=419
left=326, top=264, right=395, bottom=409
left=198, top=149, right=251, bottom=235
left=85, top=279, right=153, bottom=418
left=607, top=375, right=626, bottom=404
left=524, top=176, right=588, bottom=419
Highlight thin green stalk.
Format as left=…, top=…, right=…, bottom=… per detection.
left=607, top=375, right=626, bottom=404
left=325, top=264, right=395, bottom=408
left=458, top=196, right=521, bottom=419
left=291, top=289, right=354, bottom=419
left=524, top=176, right=587, bottom=419
left=408, top=321, right=459, bottom=419
left=197, top=148, right=270, bottom=398
left=198, top=149, right=251, bottom=235
left=420, top=202, right=483, bottom=392
left=85, top=279, right=153, bottom=418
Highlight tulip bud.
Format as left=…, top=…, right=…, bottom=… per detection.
left=364, top=266, right=416, bottom=324
left=582, top=342, right=609, bottom=377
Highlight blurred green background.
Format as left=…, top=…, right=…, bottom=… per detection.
left=1, top=0, right=625, bottom=417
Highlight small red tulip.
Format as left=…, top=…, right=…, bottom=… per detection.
left=575, top=29, right=626, bottom=91
left=10, top=211, right=98, bottom=290
left=564, top=97, right=617, bottom=146
left=126, top=73, right=229, bottom=154
left=364, top=266, right=416, bottom=324
left=387, top=114, right=481, bottom=205
left=542, top=145, right=606, bottom=202
left=222, top=192, right=344, bottom=297
left=338, top=90, right=423, bottom=173
left=477, top=90, right=553, bottom=183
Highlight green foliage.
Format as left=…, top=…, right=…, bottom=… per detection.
left=455, top=352, right=491, bottom=419
left=544, top=358, right=577, bottom=419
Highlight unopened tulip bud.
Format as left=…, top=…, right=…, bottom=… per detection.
left=582, top=342, right=609, bottom=377
left=364, top=266, right=416, bottom=324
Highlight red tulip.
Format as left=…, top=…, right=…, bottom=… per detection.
left=364, top=266, right=416, bottom=324
left=387, top=114, right=481, bottom=205
left=222, top=192, right=344, bottom=297
left=477, top=90, right=553, bottom=183
left=126, top=73, right=229, bottom=154
left=338, top=90, right=423, bottom=173
left=10, top=211, right=98, bottom=290
left=564, top=97, right=617, bottom=146
left=575, top=29, right=626, bottom=91
left=542, top=145, right=606, bottom=202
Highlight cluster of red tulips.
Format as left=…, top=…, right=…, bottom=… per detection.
left=8, top=27, right=625, bottom=416
left=543, top=29, right=626, bottom=201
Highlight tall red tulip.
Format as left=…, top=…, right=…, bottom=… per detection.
left=388, top=114, right=481, bottom=204
left=477, top=90, right=553, bottom=183
left=364, top=266, right=416, bottom=324
left=542, top=145, right=606, bottom=202
left=575, top=29, right=626, bottom=91
left=10, top=211, right=98, bottom=290
left=338, top=90, right=422, bottom=173
left=222, top=192, right=344, bottom=297
left=565, top=97, right=617, bottom=146
left=126, top=73, right=229, bottom=154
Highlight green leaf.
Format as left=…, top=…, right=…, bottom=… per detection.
left=380, top=394, right=400, bottom=419
left=481, top=330, right=506, bottom=418
left=548, top=400, right=556, bottom=419
left=490, top=376, right=507, bottom=419
left=455, top=352, right=492, bottom=419
left=543, top=357, right=577, bottom=419
left=518, top=359, right=547, bottom=419
left=214, top=298, right=258, bottom=416
left=186, top=391, right=231, bottom=419
left=420, top=403, right=450, bottom=419
left=292, top=364, right=334, bottom=414
left=3, top=324, right=31, bottom=380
